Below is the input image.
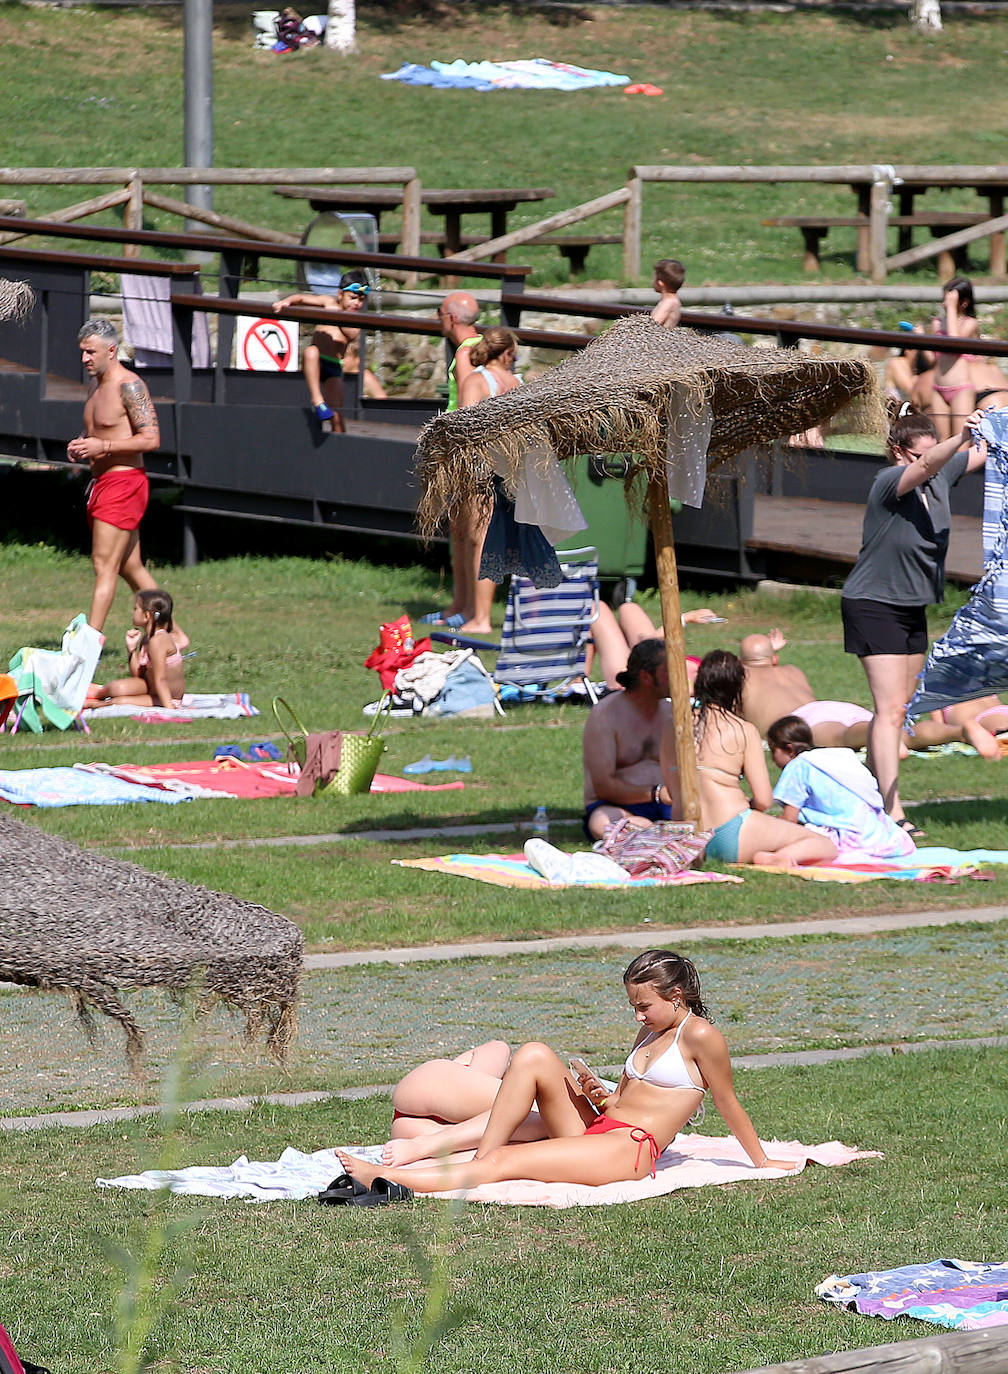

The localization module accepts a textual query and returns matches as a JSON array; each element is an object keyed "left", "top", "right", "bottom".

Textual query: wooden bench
[
  {"left": 375, "top": 229, "right": 620, "bottom": 272},
  {"left": 763, "top": 211, "right": 993, "bottom": 274}
]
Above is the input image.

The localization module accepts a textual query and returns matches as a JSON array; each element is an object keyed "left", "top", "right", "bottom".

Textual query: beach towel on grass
[
  {"left": 0, "top": 760, "right": 467, "bottom": 807},
  {"left": 816, "top": 1259, "right": 1008, "bottom": 1330},
  {"left": 97, "top": 1134, "right": 878, "bottom": 1207},
  {"left": 101, "top": 761, "right": 462, "bottom": 800},
  {"left": 0, "top": 766, "right": 193, "bottom": 808},
  {"left": 82, "top": 692, "right": 258, "bottom": 721},
  {"left": 745, "top": 845, "right": 1008, "bottom": 884},
  {"left": 381, "top": 58, "right": 631, "bottom": 92},
  {"left": 395, "top": 851, "right": 743, "bottom": 889}
]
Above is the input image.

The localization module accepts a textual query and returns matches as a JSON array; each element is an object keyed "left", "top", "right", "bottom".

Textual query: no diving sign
[{"left": 235, "top": 316, "right": 296, "bottom": 371}]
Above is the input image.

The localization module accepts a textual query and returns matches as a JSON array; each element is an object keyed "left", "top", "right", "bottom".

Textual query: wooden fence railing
[
  {"left": 623, "top": 163, "right": 1008, "bottom": 283},
  {"left": 0, "top": 167, "right": 422, "bottom": 258},
  {"left": 6, "top": 164, "right": 1008, "bottom": 285}
]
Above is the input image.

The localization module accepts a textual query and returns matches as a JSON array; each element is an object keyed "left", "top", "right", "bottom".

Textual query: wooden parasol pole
[{"left": 648, "top": 473, "right": 701, "bottom": 827}]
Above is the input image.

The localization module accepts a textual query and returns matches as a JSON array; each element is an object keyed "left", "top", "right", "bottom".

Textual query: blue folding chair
[{"left": 432, "top": 547, "right": 601, "bottom": 704}]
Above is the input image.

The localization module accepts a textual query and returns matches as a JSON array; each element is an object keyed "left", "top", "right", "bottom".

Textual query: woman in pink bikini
[
  {"left": 929, "top": 277, "right": 979, "bottom": 440},
  {"left": 337, "top": 950, "right": 796, "bottom": 1196}
]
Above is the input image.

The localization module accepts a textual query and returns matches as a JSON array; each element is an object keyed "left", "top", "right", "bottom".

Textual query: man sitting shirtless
[
  {"left": 740, "top": 631, "right": 1001, "bottom": 758},
  {"left": 740, "top": 631, "right": 873, "bottom": 747},
  {"left": 582, "top": 639, "right": 681, "bottom": 838}
]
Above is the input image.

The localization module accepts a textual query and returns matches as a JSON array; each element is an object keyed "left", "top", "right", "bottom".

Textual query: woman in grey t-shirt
[{"left": 841, "top": 407, "right": 986, "bottom": 836}]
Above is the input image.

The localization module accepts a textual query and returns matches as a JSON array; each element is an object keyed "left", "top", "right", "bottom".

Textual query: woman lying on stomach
[{"left": 336, "top": 950, "right": 797, "bottom": 1195}]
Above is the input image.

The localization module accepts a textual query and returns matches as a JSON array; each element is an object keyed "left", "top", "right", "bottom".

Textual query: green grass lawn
[
  {"left": 4, "top": 544, "right": 1006, "bottom": 953},
  {"left": 4, "top": 3, "right": 1008, "bottom": 297},
  {"left": 3, "top": 1047, "right": 1006, "bottom": 1374},
  {"left": 4, "top": 6, "right": 1008, "bottom": 1366}
]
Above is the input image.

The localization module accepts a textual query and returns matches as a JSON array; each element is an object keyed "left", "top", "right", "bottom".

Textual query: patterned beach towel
[{"left": 817, "top": 1258, "right": 1008, "bottom": 1330}]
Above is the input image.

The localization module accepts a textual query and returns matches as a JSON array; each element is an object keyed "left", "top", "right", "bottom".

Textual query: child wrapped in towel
[{"left": 766, "top": 715, "right": 916, "bottom": 863}]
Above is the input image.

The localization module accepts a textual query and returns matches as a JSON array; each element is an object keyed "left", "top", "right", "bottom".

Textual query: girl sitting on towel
[
  {"left": 767, "top": 715, "right": 916, "bottom": 862},
  {"left": 337, "top": 950, "right": 797, "bottom": 1195},
  {"left": 87, "top": 588, "right": 185, "bottom": 709}
]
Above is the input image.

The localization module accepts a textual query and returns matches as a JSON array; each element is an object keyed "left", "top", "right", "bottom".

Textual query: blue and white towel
[{"left": 381, "top": 58, "right": 630, "bottom": 91}]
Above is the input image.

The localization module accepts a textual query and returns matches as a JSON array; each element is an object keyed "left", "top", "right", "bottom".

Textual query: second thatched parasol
[{"left": 416, "top": 314, "right": 885, "bottom": 826}]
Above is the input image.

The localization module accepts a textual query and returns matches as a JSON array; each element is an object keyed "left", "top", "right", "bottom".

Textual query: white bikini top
[
  {"left": 473, "top": 366, "right": 523, "bottom": 399},
  {"left": 624, "top": 1011, "right": 705, "bottom": 1092}
]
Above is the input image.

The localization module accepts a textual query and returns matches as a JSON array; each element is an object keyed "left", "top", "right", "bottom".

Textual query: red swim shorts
[{"left": 86, "top": 467, "right": 149, "bottom": 532}]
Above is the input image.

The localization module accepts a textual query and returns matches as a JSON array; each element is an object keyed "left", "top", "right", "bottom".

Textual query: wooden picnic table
[
  {"left": 275, "top": 184, "right": 555, "bottom": 258},
  {"left": 766, "top": 167, "right": 1008, "bottom": 277}
]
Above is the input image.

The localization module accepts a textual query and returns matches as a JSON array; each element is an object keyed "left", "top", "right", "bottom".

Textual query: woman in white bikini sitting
[
  {"left": 336, "top": 950, "right": 796, "bottom": 1196},
  {"left": 689, "top": 650, "right": 838, "bottom": 868}
]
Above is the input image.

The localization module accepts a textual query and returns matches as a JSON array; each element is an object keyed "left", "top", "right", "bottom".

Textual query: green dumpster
[{"left": 556, "top": 453, "right": 649, "bottom": 583}]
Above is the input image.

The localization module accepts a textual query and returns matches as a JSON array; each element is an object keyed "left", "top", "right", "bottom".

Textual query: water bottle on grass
[{"left": 531, "top": 805, "right": 549, "bottom": 838}]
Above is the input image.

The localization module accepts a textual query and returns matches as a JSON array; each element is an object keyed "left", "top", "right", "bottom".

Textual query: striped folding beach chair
[{"left": 493, "top": 547, "right": 600, "bottom": 704}]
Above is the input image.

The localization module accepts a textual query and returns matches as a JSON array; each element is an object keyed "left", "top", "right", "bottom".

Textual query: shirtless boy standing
[
  {"left": 582, "top": 638, "right": 680, "bottom": 838},
  {"left": 67, "top": 319, "right": 161, "bottom": 635},
  {"left": 274, "top": 272, "right": 368, "bottom": 431},
  {"left": 650, "top": 258, "right": 685, "bottom": 329}
]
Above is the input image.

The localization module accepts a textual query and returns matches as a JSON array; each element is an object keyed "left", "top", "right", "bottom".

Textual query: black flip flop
[
  {"left": 897, "top": 817, "right": 927, "bottom": 841},
  {"left": 317, "top": 1172, "right": 373, "bottom": 1205},
  {"left": 347, "top": 1175, "right": 415, "bottom": 1207}
]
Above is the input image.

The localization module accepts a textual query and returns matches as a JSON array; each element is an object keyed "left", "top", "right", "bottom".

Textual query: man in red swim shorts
[{"left": 67, "top": 319, "right": 161, "bottom": 634}]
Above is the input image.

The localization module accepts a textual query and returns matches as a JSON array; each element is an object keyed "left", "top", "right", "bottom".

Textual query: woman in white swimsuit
[
  {"left": 691, "top": 651, "right": 838, "bottom": 868},
  {"left": 451, "top": 327, "right": 523, "bottom": 635},
  {"left": 336, "top": 950, "right": 796, "bottom": 1196}
]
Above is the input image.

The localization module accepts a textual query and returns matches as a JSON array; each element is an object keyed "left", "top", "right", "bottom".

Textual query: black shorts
[{"left": 841, "top": 597, "right": 928, "bottom": 658}]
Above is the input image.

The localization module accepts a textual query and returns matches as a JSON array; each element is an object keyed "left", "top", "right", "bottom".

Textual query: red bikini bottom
[{"left": 584, "top": 1115, "right": 660, "bottom": 1177}]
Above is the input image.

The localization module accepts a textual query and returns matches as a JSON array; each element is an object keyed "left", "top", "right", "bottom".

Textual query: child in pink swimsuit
[{"left": 86, "top": 587, "right": 185, "bottom": 709}]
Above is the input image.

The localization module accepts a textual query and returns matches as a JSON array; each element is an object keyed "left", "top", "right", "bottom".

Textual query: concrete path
[
  {"left": 303, "top": 904, "right": 1008, "bottom": 969},
  {"left": 6, "top": 1034, "right": 1006, "bottom": 1133}
]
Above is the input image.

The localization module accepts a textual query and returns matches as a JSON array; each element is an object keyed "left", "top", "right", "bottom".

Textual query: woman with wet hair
[
  {"left": 681, "top": 650, "right": 838, "bottom": 867},
  {"left": 336, "top": 950, "right": 796, "bottom": 1196}
]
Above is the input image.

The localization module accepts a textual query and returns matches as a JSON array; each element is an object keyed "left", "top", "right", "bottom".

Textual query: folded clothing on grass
[
  {"left": 817, "top": 1258, "right": 1008, "bottom": 1330},
  {"left": 82, "top": 692, "right": 258, "bottom": 721},
  {"left": 98, "top": 1134, "right": 879, "bottom": 1207},
  {"left": 396, "top": 851, "right": 742, "bottom": 888}
]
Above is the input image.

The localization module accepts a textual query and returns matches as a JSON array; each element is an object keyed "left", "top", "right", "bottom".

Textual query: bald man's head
[
  {"left": 439, "top": 291, "right": 480, "bottom": 334},
  {"left": 739, "top": 633, "right": 775, "bottom": 667}
]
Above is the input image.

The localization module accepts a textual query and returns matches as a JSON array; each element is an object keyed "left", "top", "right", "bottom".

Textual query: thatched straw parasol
[
  {"left": 0, "top": 814, "right": 303, "bottom": 1073},
  {"left": 416, "top": 315, "right": 884, "bottom": 823},
  {"left": 0, "top": 277, "right": 35, "bottom": 322}
]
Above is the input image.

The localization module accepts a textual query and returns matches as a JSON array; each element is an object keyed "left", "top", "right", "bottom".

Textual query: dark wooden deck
[{"left": 748, "top": 495, "right": 982, "bottom": 587}]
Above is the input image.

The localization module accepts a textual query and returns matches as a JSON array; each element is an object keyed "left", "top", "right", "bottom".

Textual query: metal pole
[{"left": 183, "top": 0, "right": 213, "bottom": 235}]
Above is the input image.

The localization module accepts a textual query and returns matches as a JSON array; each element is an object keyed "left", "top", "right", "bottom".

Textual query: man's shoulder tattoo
[{"left": 121, "top": 378, "right": 157, "bottom": 432}]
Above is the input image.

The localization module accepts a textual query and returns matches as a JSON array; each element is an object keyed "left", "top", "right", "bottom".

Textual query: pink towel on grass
[{"left": 345, "top": 1134, "right": 882, "bottom": 1209}]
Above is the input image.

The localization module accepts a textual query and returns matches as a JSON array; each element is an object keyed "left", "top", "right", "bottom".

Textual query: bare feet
[
  {"left": 335, "top": 1150, "right": 382, "bottom": 1189},
  {"left": 458, "top": 618, "right": 493, "bottom": 636},
  {"left": 382, "top": 1136, "right": 438, "bottom": 1167},
  {"left": 760, "top": 1157, "right": 799, "bottom": 1171},
  {"left": 963, "top": 719, "right": 1002, "bottom": 761}
]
